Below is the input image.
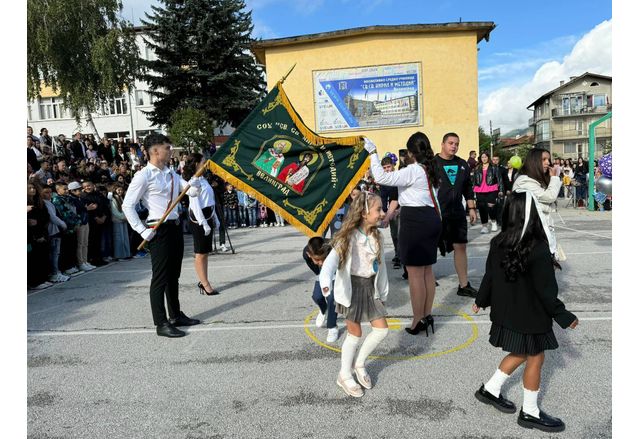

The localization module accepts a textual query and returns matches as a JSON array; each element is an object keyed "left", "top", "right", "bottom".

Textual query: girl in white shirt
[
  {"left": 366, "top": 132, "right": 441, "bottom": 337},
  {"left": 182, "top": 153, "right": 220, "bottom": 296},
  {"left": 319, "top": 192, "right": 388, "bottom": 398}
]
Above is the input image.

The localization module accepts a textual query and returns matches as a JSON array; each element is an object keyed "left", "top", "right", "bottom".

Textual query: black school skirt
[
  {"left": 489, "top": 324, "right": 559, "bottom": 355},
  {"left": 398, "top": 206, "right": 442, "bottom": 266},
  {"left": 189, "top": 206, "right": 214, "bottom": 254}
]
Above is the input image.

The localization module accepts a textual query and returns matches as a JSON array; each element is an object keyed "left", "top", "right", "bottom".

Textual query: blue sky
[{"left": 121, "top": 0, "right": 612, "bottom": 133}]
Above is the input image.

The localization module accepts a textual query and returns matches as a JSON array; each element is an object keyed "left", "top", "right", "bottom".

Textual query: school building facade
[{"left": 251, "top": 22, "right": 496, "bottom": 159}]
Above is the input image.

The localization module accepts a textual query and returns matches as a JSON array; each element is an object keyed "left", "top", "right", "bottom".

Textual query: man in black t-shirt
[{"left": 435, "top": 132, "right": 478, "bottom": 297}]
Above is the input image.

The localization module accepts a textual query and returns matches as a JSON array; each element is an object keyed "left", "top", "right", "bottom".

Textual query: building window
[
  {"left": 564, "top": 142, "right": 577, "bottom": 154},
  {"left": 593, "top": 94, "right": 607, "bottom": 107},
  {"left": 135, "top": 90, "right": 146, "bottom": 106},
  {"left": 100, "top": 96, "right": 128, "bottom": 115},
  {"left": 576, "top": 120, "right": 584, "bottom": 135},
  {"left": 536, "top": 120, "right": 549, "bottom": 141},
  {"left": 38, "top": 98, "right": 66, "bottom": 120},
  {"left": 590, "top": 82, "right": 600, "bottom": 87}
]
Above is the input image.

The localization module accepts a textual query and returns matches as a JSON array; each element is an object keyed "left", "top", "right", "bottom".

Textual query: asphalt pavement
[{"left": 27, "top": 204, "right": 612, "bottom": 438}]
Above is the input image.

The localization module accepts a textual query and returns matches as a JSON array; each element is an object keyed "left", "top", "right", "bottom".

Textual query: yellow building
[{"left": 252, "top": 22, "right": 495, "bottom": 159}]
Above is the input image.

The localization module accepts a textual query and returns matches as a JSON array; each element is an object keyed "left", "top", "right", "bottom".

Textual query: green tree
[
  {"left": 478, "top": 126, "right": 492, "bottom": 152},
  {"left": 142, "top": 0, "right": 266, "bottom": 129},
  {"left": 27, "top": 0, "right": 142, "bottom": 137},
  {"left": 167, "top": 107, "right": 213, "bottom": 153}
]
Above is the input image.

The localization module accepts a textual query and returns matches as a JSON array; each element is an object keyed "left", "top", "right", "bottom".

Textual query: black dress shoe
[
  {"left": 156, "top": 323, "right": 186, "bottom": 338},
  {"left": 474, "top": 384, "right": 516, "bottom": 414},
  {"left": 517, "top": 408, "right": 565, "bottom": 432},
  {"left": 169, "top": 311, "right": 201, "bottom": 327},
  {"left": 457, "top": 282, "right": 478, "bottom": 298}
]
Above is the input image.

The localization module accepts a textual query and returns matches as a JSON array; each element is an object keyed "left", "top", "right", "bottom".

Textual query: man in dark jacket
[
  {"left": 81, "top": 181, "right": 109, "bottom": 266},
  {"left": 70, "top": 132, "right": 86, "bottom": 162},
  {"left": 435, "top": 132, "right": 478, "bottom": 298},
  {"left": 492, "top": 154, "right": 510, "bottom": 226}
]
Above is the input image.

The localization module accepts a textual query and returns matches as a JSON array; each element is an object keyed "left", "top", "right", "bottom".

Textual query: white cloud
[{"left": 479, "top": 19, "right": 611, "bottom": 133}]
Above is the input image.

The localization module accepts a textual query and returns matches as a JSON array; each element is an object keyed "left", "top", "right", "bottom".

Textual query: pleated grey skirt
[
  {"left": 489, "top": 323, "right": 559, "bottom": 355},
  {"left": 336, "top": 275, "right": 387, "bottom": 323}
]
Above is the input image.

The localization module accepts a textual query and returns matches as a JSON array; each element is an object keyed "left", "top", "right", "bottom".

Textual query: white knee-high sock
[
  {"left": 340, "top": 333, "right": 361, "bottom": 378},
  {"left": 522, "top": 386, "right": 540, "bottom": 418},
  {"left": 354, "top": 327, "right": 389, "bottom": 368},
  {"left": 484, "top": 368, "right": 510, "bottom": 398}
]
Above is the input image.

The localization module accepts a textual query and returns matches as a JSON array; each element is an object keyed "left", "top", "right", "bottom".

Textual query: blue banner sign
[{"left": 313, "top": 63, "right": 422, "bottom": 132}]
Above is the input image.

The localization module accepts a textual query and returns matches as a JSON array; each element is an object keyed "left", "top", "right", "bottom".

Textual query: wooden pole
[{"left": 137, "top": 161, "right": 209, "bottom": 250}]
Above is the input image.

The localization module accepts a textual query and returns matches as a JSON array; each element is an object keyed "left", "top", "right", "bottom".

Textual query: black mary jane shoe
[
  {"left": 169, "top": 311, "right": 201, "bottom": 327},
  {"left": 517, "top": 408, "right": 565, "bottom": 433},
  {"left": 474, "top": 384, "right": 516, "bottom": 414},
  {"left": 156, "top": 322, "right": 186, "bottom": 338}
]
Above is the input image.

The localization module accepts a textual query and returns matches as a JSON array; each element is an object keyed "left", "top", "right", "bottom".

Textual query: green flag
[{"left": 208, "top": 82, "right": 369, "bottom": 237}]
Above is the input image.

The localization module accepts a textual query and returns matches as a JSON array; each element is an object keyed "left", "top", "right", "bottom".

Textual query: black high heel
[
  {"left": 405, "top": 320, "right": 426, "bottom": 335},
  {"left": 198, "top": 282, "right": 220, "bottom": 296},
  {"left": 421, "top": 315, "right": 435, "bottom": 336}
]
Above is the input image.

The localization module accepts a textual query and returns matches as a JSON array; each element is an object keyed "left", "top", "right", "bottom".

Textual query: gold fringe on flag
[{"left": 207, "top": 156, "right": 370, "bottom": 238}]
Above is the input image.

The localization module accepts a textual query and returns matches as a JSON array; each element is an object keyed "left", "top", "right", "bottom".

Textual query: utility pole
[{"left": 489, "top": 120, "right": 493, "bottom": 157}]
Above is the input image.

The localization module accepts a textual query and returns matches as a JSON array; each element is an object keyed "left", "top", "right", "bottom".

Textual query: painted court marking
[
  {"left": 26, "top": 316, "right": 610, "bottom": 338},
  {"left": 304, "top": 304, "right": 480, "bottom": 361}
]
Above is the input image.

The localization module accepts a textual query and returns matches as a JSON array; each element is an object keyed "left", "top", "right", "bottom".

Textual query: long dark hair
[
  {"left": 181, "top": 152, "right": 203, "bottom": 181},
  {"left": 519, "top": 148, "right": 551, "bottom": 188},
  {"left": 492, "top": 192, "right": 559, "bottom": 281},
  {"left": 406, "top": 132, "right": 439, "bottom": 188}
]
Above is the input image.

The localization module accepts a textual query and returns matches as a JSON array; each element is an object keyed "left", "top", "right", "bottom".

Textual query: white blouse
[
  {"left": 350, "top": 230, "right": 379, "bottom": 278},
  {"left": 369, "top": 153, "right": 438, "bottom": 207},
  {"left": 188, "top": 176, "right": 216, "bottom": 226}
]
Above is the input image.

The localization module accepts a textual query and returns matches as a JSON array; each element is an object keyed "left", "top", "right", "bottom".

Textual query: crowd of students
[{"left": 26, "top": 126, "right": 291, "bottom": 290}]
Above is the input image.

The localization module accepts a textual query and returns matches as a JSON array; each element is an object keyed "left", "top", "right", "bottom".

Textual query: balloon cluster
[
  {"left": 598, "top": 153, "right": 612, "bottom": 178},
  {"left": 595, "top": 153, "right": 612, "bottom": 196},
  {"left": 508, "top": 155, "right": 523, "bottom": 170},
  {"left": 383, "top": 152, "right": 398, "bottom": 165}
]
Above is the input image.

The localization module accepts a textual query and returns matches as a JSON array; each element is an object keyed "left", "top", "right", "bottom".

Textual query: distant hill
[{"left": 502, "top": 127, "right": 533, "bottom": 138}]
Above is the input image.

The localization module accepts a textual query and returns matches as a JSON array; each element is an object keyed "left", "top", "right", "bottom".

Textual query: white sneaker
[
  {"left": 326, "top": 327, "right": 339, "bottom": 343},
  {"left": 220, "top": 244, "right": 230, "bottom": 252},
  {"left": 32, "top": 282, "right": 53, "bottom": 290},
  {"left": 315, "top": 311, "right": 327, "bottom": 328},
  {"left": 49, "top": 273, "right": 69, "bottom": 283},
  {"left": 490, "top": 221, "right": 497, "bottom": 232},
  {"left": 480, "top": 226, "right": 489, "bottom": 234},
  {"left": 87, "top": 262, "right": 97, "bottom": 269},
  {"left": 64, "top": 267, "right": 80, "bottom": 275},
  {"left": 79, "top": 263, "right": 95, "bottom": 271}
]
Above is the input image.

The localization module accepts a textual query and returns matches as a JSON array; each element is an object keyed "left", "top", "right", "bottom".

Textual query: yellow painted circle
[{"left": 303, "top": 304, "right": 479, "bottom": 361}]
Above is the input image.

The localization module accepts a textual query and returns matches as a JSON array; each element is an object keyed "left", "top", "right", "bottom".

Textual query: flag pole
[{"left": 279, "top": 63, "right": 297, "bottom": 84}]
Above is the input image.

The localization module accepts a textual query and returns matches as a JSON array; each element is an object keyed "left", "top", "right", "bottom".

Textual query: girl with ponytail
[{"left": 364, "top": 133, "right": 442, "bottom": 336}]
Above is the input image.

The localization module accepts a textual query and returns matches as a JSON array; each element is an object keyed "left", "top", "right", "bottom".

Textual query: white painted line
[
  {"left": 554, "top": 225, "right": 612, "bottom": 239},
  {"left": 26, "top": 316, "right": 611, "bottom": 337}
]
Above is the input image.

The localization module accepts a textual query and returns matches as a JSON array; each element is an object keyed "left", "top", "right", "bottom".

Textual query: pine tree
[{"left": 142, "top": 0, "right": 266, "bottom": 129}]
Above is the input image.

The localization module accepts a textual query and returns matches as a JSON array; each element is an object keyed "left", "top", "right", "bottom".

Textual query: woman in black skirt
[
  {"left": 472, "top": 192, "right": 578, "bottom": 433},
  {"left": 366, "top": 132, "right": 441, "bottom": 335},
  {"left": 182, "top": 153, "right": 220, "bottom": 296}
]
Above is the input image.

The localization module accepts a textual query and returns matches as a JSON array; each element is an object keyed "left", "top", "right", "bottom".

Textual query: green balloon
[{"left": 509, "top": 155, "right": 523, "bottom": 169}]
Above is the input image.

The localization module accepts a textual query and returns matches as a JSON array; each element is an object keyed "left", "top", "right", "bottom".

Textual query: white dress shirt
[
  {"left": 369, "top": 153, "right": 439, "bottom": 207},
  {"left": 122, "top": 162, "right": 189, "bottom": 235},
  {"left": 188, "top": 176, "right": 216, "bottom": 226}
]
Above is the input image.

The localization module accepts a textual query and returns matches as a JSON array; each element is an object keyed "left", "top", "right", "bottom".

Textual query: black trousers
[
  {"left": 147, "top": 221, "right": 184, "bottom": 325},
  {"left": 88, "top": 222, "right": 104, "bottom": 263},
  {"left": 59, "top": 232, "right": 77, "bottom": 271}
]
